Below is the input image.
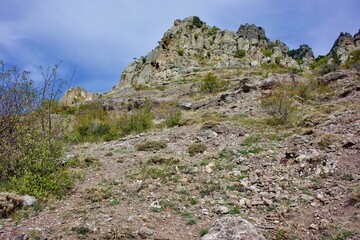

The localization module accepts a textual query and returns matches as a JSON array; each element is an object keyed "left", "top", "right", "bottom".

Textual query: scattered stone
[
  {"left": 309, "top": 223, "right": 319, "bottom": 230},
  {"left": 138, "top": 227, "right": 154, "bottom": 239},
  {"left": 300, "top": 194, "right": 314, "bottom": 202},
  {"left": 214, "top": 206, "right": 230, "bottom": 214},
  {"left": 22, "top": 195, "right": 37, "bottom": 207},
  {"left": 206, "top": 163, "right": 214, "bottom": 174},
  {"left": 263, "top": 198, "right": 273, "bottom": 206},
  {"left": 202, "top": 216, "right": 266, "bottom": 240},
  {"left": 149, "top": 201, "right": 161, "bottom": 210}
]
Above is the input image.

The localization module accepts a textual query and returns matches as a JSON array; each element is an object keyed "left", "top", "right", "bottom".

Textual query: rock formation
[
  {"left": 59, "top": 86, "right": 101, "bottom": 106},
  {"left": 118, "top": 16, "right": 309, "bottom": 91},
  {"left": 329, "top": 30, "right": 360, "bottom": 63},
  {"left": 202, "top": 217, "right": 266, "bottom": 240}
]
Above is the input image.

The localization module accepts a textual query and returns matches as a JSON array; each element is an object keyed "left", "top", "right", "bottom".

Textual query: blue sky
[{"left": 0, "top": 0, "right": 359, "bottom": 93}]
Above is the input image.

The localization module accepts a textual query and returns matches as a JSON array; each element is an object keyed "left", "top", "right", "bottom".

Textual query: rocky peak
[
  {"left": 288, "top": 44, "right": 315, "bottom": 64},
  {"left": 117, "top": 17, "right": 310, "bottom": 91},
  {"left": 237, "top": 24, "right": 268, "bottom": 44},
  {"left": 329, "top": 31, "right": 360, "bottom": 63}
]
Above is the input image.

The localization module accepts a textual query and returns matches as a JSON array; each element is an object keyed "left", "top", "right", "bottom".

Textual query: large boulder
[{"left": 202, "top": 217, "right": 266, "bottom": 240}]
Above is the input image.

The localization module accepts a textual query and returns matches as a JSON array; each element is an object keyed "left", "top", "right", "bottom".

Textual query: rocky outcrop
[
  {"left": 117, "top": 17, "right": 303, "bottom": 91},
  {"left": 288, "top": 44, "right": 315, "bottom": 64},
  {"left": 329, "top": 30, "right": 360, "bottom": 63},
  {"left": 202, "top": 217, "right": 266, "bottom": 240},
  {"left": 59, "top": 86, "right": 101, "bottom": 106}
]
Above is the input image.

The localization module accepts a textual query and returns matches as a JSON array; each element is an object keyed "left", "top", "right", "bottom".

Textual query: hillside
[{"left": 1, "top": 17, "right": 360, "bottom": 240}]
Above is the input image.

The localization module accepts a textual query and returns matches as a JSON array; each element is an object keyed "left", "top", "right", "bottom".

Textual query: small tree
[{"left": 261, "top": 86, "right": 297, "bottom": 124}]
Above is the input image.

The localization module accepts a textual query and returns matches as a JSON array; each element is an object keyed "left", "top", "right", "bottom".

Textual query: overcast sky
[{"left": 0, "top": 0, "right": 359, "bottom": 93}]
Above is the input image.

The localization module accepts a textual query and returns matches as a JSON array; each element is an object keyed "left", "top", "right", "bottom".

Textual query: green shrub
[
  {"left": 118, "top": 107, "right": 154, "bottom": 135},
  {"left": 200, "top": 73, "right": 226, "bottom": 93},
  {"left": 235, "top": 49, "right": 246, "bottom": 58},
  {"left": 311, "top": 55, "right": 337, "bottom": 74},
  {"left": 261, "top": 86, "right": 297, "bottom": 124},
  {"left": 275, "top": 57, "right": 281, "bottom": 65},
  {"left": 188, "top": 143, "right": 207, "bottom": 156},
  {"left": 177, "top": 49, "right": 185, "bottom": 56},
  {"left": 262, "top": 48, "right": 273, "bottom": 57},
  {"left": 165, "top": 109, "right": 182, "bottom": 127},
  {"left": 135, "top": 140, "right": 167, "bottom": 151},
  {"left": 192, "top": 16, "right": 203, "bottom": 28},
  {"left": 207, "top": 26, "right": 220, "bottom": 36},
  {"left": 344, "top": 49, "right": 360, "bottom": 68}
]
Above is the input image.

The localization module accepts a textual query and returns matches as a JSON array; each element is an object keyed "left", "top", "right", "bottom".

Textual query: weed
[
  {"left": 188, "top": 218, "right": 196, "bottom": 225},
  {"left": 188, "top": 142, "right": 207, "bottom": 156},
  {"left": 319, "top": 133, "right": 340, "bottom": 149},
  {"left": 72, "top": 226, "right": 90, "bottom": 236},
  {"left": 240, "top": 134, "right": 262, "bottom": 147},
  {"left": 136, "top": 140, "right": 167, "bottom": 151},
  {"left": 229, "top": 205, "right": 240, "bottom": 214},
  {"left": 342, "top": 173, "right": 354, "bottom": 181},
  {"left": 235, "top": 49, "right": 246, "bottom": 58},
  {"left": 200, "top": 228, "right": 209, "bottom": 237}
]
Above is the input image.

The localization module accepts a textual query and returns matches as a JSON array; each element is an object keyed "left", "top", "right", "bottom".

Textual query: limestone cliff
[{"left": 118, "top": 16, "right": 314, "bottom": 91}]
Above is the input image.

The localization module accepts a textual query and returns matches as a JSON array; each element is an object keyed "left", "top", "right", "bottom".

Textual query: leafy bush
[
  {"left": 262, "top": 48, "right": 273, "bottom": 57},
  {"left": 0, "top": 61, "right": 73, "bottom": 198},
  {"left": 188, "top": 143, "right": 207, "bottom": 156},
  {"left": 235, "top": 49, "right": 246, "bottom": 58},
  {"left": 200, "top": 73, "right": 226, "bottom": 93},
  {"left": 192, "top": 16, "right": 203, "bottom": 28}
]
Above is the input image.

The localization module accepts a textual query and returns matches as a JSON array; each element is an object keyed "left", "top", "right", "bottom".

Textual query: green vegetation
[
  {"left": 311, "top": 55, "right": 336, "bottom": 74},
  {"left": 136, "top": 140, "right": 167, "bottom": 151},
  {"left": 262, "top": 48, "right": 273, "bottom": 57},
  {"left": 188, "top": 142, "right": 207, "bottom": 156},
  {"left": 261, "top": 86, "right": 297, "bottom": 124},
  {"left": 177, "top": 48, "right": 185, "bottom": 56},
  {"left": 207, "top": 26, "right": 220, "bottom": 36},
  {"left": 0, "top": 61, "right": 74, "bottom": 198},
  {"left": 235, "top": 49, "right": 246, "bottom": 58},
  {"left": 318, "top": 133, "right": 339, "bottom": 149},
  {"left": 344, "top": 49, "right": 360, "bottom": 68},
  {"left": 200, "top": 228, "right": 209, "bottom": 237},
  {"left": 165, "top": 109, "right": 182, "bottom": 127},
  {"left": 192, "top": 16, "right": 203, "bottom": 28},
  {"left": 200, "top": 73, "right": 227, "bottom": 93},
  {"left": 71, "top": 102, "right": 154, "bottom": 142}
]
